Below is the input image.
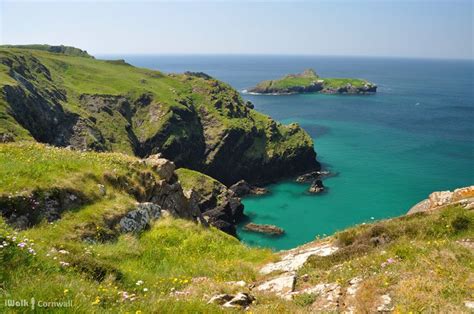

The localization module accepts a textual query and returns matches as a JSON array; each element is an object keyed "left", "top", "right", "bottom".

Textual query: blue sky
[{"left": 1, "top": 0, "right": 472, "bottom": 59}]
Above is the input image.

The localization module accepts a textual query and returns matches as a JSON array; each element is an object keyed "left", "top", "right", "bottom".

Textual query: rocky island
[{"left": 247, "top": 69, "right": 377, "bottom": 95}]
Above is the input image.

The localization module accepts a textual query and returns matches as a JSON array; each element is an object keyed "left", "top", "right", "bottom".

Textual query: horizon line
[{"left": 95, "top": 52, "right": 474, "bottom": 62}]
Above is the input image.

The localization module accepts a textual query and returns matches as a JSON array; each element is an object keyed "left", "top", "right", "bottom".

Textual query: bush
[{"left": 451, "top": 215, "right": 470, "bottom": 232}]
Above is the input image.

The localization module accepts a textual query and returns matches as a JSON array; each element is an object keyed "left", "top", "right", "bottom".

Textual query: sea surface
[{"left": 101, "top": 54, "right": 474, "bottom": 250}]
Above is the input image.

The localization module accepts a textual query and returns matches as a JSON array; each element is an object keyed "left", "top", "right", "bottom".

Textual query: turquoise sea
[{"left": 102, "top": 55, "right": 474, "bottom": 250}]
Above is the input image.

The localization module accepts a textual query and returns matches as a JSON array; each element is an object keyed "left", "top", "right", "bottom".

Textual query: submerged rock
[
  {"left": 309, "top": 180, "right": 325, "bottom": 194},
  {"left": 296, "top": 170, "right": 330, "bottom": 183},
  {"left": 243, "top": 223, "right": 284, "bottom": 235}
]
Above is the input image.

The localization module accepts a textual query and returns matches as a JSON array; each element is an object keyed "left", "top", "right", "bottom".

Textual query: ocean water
[{"left": 102, "top": 55, "right": 474, "bottom": 250}]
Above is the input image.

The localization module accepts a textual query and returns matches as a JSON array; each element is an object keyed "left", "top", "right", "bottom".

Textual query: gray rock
[
  {"left": 97, "top": 184, "right": 106, "bottom": 196},
  {"left": 207, "top": 294, "right": 234, "bottom": 305},
  {"left": 119, "top": 202, "right": 161, "bottom": 233},
  {"left": 256, "top": 273, "right": 296, "bottom": 296},
  {"left": 223, "top": 293, "right": 255, "bottom": 308},
  {"left": 296, "top": 170, "right": 330, "bottom": 183}
]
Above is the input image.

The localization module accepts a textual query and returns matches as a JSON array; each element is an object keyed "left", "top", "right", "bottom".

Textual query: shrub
[{"left": 451, "top": 215, "right": 470, "bottom": 232}]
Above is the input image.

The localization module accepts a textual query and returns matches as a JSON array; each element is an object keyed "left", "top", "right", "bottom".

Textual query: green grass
[
  {"left": 0, "top": 143, "right": 276, "bottom": 313},
  {"left": 0, "top": 142, "right": 149, "bottom": 195},
  {"left": 0, "top": 47, "right": 315, "bottom": 185},
  {"left": 0, "top": 143, "right": 471, "bottom": 312},
  {"left": 251, "top": 68, "right": 371, "bottom": 93},
  {"left": 299, "top": 205, "right": 474, "bottom": 312}
]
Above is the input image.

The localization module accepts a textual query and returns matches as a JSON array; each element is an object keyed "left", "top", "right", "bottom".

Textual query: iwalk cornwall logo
[{"left": 4, "top": 297, "right": 73, "bottom": 310}]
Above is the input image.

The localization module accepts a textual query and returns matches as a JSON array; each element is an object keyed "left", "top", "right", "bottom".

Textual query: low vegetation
[{"left": 299, "top": 205, "right": 474, "bottom": 312}]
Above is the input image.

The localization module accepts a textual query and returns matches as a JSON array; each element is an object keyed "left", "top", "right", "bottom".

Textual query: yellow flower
[
  {"left": 63, "top": 289, "right": 69, "bottom": 294},
  {"left": 91, "top": 296, "right": 101, "bottom": 305},
  {"left": 136, "top": 311, "right": 142, "bottom": 314}
]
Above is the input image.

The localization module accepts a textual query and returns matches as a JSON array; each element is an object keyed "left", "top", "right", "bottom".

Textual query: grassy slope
[
  {"left": 0, "top": 143, "right": 275, "bottom": 313},
  {"left": 0, "top": 143, "right": 472, "bottom": 312},
  {"left": 300, "top": 205, "right": 473, "bottom": 312},
  {"left": 0, "top": 48, "right": 314, "bottom": 170}
]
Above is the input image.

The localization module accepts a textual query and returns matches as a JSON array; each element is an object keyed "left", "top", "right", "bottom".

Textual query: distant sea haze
[{"left": 104, "top": 54, "right": 474, "bottom": 250}]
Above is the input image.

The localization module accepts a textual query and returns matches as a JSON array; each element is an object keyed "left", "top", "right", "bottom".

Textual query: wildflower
[
  {"left": 91, "top": 296, "right": 101, "bottom": 305},
  {"left": 143, "top": 288, "right": 148, "bottom": 292},
  {"left": 17, "top": 242, "right": 26, "bottom": 248},
  {"left": 136, "top": 311, "right": 142, "bottom": 314},
  {"left": 136, "top": 280, "right": 144, "bottom": 286},
  {"left": 64, "top": 289, "right": 69, "bottom": 294},
  {"left": 58, "top": 250, "right": 69, "bottom": 255},
  {"left": 59, "top": 261, "right": 70, "bottom": 267}
]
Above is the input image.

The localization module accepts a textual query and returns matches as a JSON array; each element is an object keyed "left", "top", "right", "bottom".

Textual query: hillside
[
  {"left": 0, "top": 46, "right": 318, "bottom": 185},
  {"left": 0, "top": 144, "right": 472, "bottom": 312},
  {"left": 248, "top": 69, "right": 377, "bottom": 95}
]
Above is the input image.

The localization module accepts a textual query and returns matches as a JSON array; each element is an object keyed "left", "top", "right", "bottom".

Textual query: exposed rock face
[
  {"left": 0, "top": 188, "right": 86, "bottom": 229},
  {"left": 119, "top": 202, "right": 161, "bottom": 233},
  {"left": 243, "top": 223, "right": 284, "bottom": 235},
  {"left": 229, "top": 180, "right": 268, "bottom": 197},
  {"left": 407, "top": 186, "right": 474, "bottom": 214},
  {"left": 145, "top": 154, "right": 176, "bottom": 182},
  {"left": 176, "top": 169, "right": 244, "bottom": 236},
  {"left": 0, "top": 49, "right": 319, "bottom": 186},
  {"left": 260, "top": 241, "right": 338, "bottom": 275},
  {"left": 256, "top": 273, "right": 296, "bottom": 296},
  {"left": 308, "top": 180, "right": 325, "bottom": 194}
]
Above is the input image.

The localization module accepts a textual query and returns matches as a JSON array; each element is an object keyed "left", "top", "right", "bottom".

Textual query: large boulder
[
  {"left": 145, "top": 155, "right": 176, "bottom": 182},
  {"left": 119, "top": 202, "right": 161, "bottom": 233}
]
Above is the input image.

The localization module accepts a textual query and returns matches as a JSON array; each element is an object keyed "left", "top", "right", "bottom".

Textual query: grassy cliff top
[
  {"left": 0, "top": 46, "right": 317, "bottom": 184},
  {"left": 0, "top": 44, "right": 93, "bottom": 58}
]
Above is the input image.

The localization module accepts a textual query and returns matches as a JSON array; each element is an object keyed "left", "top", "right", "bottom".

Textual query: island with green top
[{"left": 247, "top": 69, "right": 377, "bottom": 95}]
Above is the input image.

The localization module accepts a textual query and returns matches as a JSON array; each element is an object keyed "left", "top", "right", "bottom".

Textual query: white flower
[
  {"left": 136, "top": 280, "right": 144, "bottom": 286},
  {"left": 143, "top": 288, "right": 148, "bottom": 292},
  {"left": 59, "top": 261, "right": 70, "bottom": 267}
]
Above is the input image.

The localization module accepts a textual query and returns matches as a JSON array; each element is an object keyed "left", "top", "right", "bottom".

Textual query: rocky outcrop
[
  {"left": 0, "top": 188, "right": 86, "bottom": 229},
  {"left": 176, "top": 168, "right": 244, "bottom": 236},
  {"left": 296, "top": 170, "right": 331, "bottom": 183},
  {"left": 243, "top": 223, "right": 284, "bottom": 236},
  {"left": 119, "top": 202, "right": 162, "bottom": 233},
  {"left": 0, "top": 48, "right": 319, "bottom": 186},
  {"left": 407, "top": 186, "right": 474, "bottom": 214},
  {"left": 260, "top": 241, "right": 338, "bottom": 275},
  {"left": 208, "top": 292, "right": 255, "bottom": 309},
  {"left": 229, "top": 180, "right": 268, "bottom": 197},
  {"left": 308, "top": 179, "right": 325, "bottom": 194}
]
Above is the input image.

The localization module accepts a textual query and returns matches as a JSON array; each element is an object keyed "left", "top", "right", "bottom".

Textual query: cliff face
[{"left": 0, "top": 48, "right": 319, "bottom": 185}]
